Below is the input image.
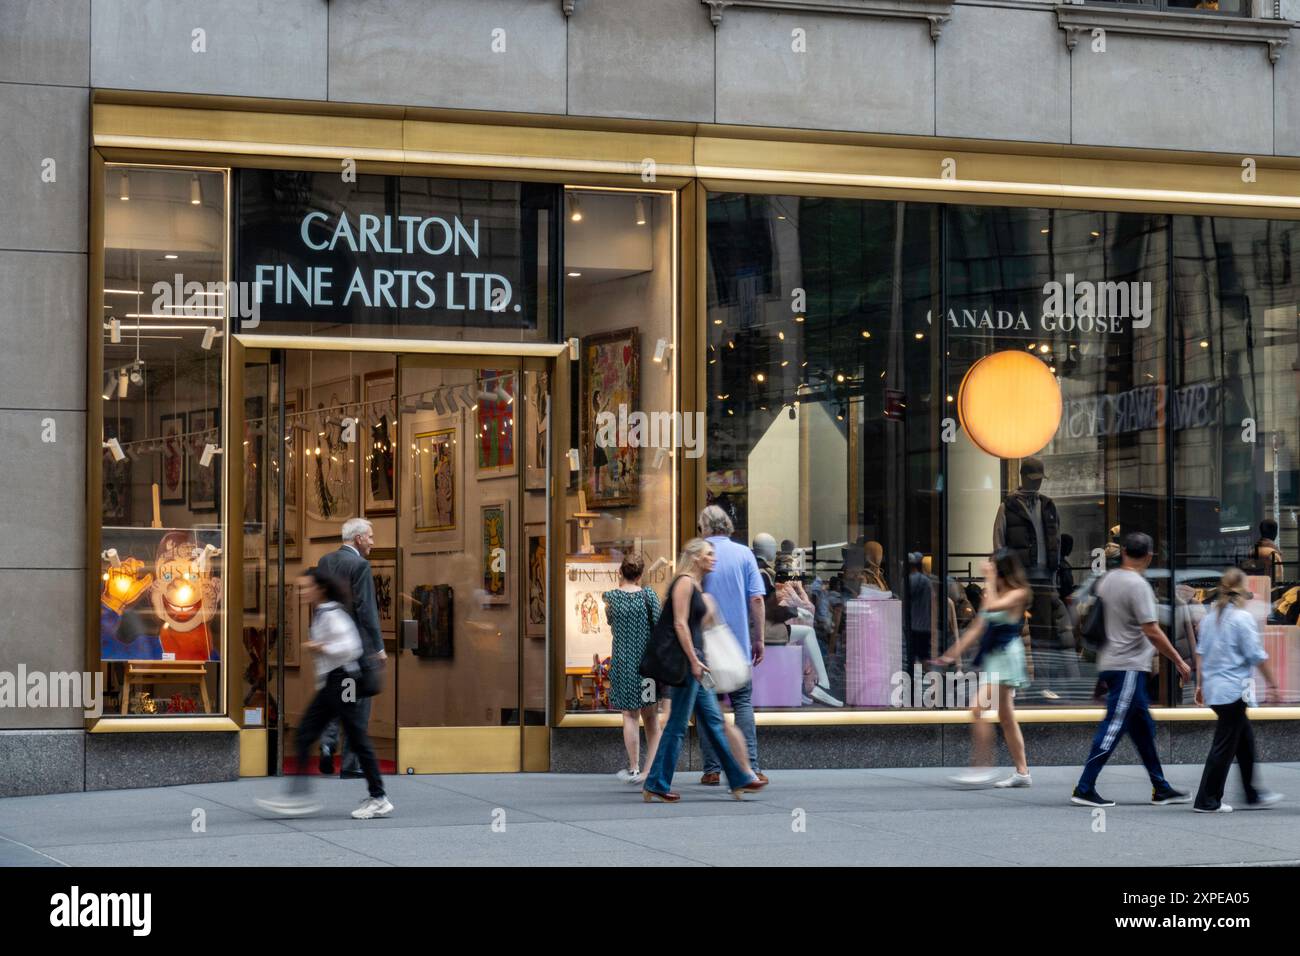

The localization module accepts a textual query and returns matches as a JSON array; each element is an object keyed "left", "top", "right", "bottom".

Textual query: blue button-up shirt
[
  {"left": 1196, "top": 605, "right": 1269, "bottom": 706},
  {"left": 703, "top": 535, "right": 765, "bottom": 657}
]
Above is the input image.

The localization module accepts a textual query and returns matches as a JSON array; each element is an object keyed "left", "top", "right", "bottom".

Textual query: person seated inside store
[{"left": 753, "top": 533, "right": 842, "bottom": 707}]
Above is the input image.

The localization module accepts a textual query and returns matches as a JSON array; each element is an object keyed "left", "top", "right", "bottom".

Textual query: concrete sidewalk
[{"left": 2, "top": 763, "right": 1299, "bottom": 867}]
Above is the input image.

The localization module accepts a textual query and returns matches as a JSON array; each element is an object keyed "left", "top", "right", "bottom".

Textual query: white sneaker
[
  {"left": 994, "top": 772, "right": 1032, "bottom": 788},
  {"left": 1244, "top": 792, "right": 1284, "bottom": 809},
  {"left": 255, "top": 796, "right": 322, "bottom": 817},
  {"left": 351, "top": 796, "right": 394, "bottom": 819},
  {"left": 949, "top": 768, "right": 1000, "bottom": 786},
  {"left": 810, "top": 685, "right": 844, "bottom": 707},
  {"left": 1193, "top": 803, "right": 1233, "bottom": 813},
  {"left": 801, "top": 694, "right": 815, "bottom": 706},
  {"left": 627, "top": 771, "right": 644, "bottom": 785},
  {"left": 614, "top": 768, "right": 636, "bottom": 782}
]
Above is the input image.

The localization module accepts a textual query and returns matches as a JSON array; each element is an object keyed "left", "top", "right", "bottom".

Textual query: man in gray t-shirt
[{"left": 1071, "top": 533, "right": 1192, "bottom": 809}]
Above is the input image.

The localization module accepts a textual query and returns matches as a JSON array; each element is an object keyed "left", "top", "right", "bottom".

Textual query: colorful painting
[
  {"left": 370, "top": 548, "right": 398, "bottom": 637},
  {"left": 99, "top": 528, "right": 223, "bottom": 662},
  {"left": 525, "top": 523, "right": 546, "bottom": 637},
  {"left": 188, "top": 407, "right": 219, "bottom": 513},
  {"left": 103, "top": 418, "right": 132, "bottom": 524},
  {"left": 563, "top": 559, "right": 622, "bottom": 668},
  {"left": 580, "top": 328, "right": 640, "bottom": 507},
  {"left": 408, "top": 415, "right": 463, "bottom": 553},
  {"left": 476, "top": 369, "right": 516, "bottom": 477},
  {"left": 363, "top": 370, "right": 396, "bottom": 516},
  {"left": 159, "top": 413, "right": 186, "bottom": 504},
  {"left": 525, "top": 370, "right": 549, "bottom": 491},
  {"left": 480, "top": 500, "right": 510, "bottom": 606},
  {"left": 305, "top": 375, "right": 357, "bottom": 538}
]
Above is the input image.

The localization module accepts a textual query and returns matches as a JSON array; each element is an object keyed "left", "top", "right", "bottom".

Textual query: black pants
[
  {"left": 294, "top": 668, "right": 385, "bottom": 799},
  {"left": 1194, "top": 699, "right": 1259, "bottom": 811}
]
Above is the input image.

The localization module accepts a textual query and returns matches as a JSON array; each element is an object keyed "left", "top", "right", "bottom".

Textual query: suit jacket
[{"left": 317, "top": 545, "right": 384, "bottom": 656}]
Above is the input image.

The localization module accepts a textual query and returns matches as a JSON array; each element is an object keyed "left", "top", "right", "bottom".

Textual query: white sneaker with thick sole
[
  {"left": 255, "top": 796, "right": 322, "bottom": 818},
  {"left": 614, "top": 768, "right": 636, "bottom": 782},
  {"left": 810, "top": 685, "right": 844, "bottom": 707},
  {"left": 994, "top": 772, "right": 1032, "bottom": 788},
  {"left": 1193, "top": 803, "right": 1233, "bottom": 813},
  {"left": 949, "top": 768, "right": 1000, "bottom": 786},
  {"left": 351, "top": 796, "right": 394, "bottom": 819}
]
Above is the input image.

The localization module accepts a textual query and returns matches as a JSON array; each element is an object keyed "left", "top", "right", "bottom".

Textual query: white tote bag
[{"left": 700, "top": 595, "right": 752, "bottom": 694}]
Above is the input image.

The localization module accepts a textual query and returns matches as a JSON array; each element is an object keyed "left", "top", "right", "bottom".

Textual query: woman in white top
[{"left": 256, "top": 567, "right": 393, "bottom": 820}]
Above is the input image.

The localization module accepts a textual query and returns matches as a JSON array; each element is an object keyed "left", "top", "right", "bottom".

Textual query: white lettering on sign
[{"left": 252, "top": 212, "right": 514, "bottom": 316}]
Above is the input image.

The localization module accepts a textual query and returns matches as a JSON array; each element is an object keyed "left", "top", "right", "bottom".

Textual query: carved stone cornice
[
  {"left": 702, "top": 0, "right": 954, "bottom": 41},
  {"left": 1056, "top": 4, "right": 1293, "bottom": 63}
]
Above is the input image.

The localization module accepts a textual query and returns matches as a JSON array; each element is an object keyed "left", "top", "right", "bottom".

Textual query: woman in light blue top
[{"left": 1192, "top": 567, "right": 1283, "bottom": 813}]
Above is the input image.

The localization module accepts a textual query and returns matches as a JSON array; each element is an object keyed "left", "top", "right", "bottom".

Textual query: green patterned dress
[{"left": 603, "top": 587, "right": 662, "bottom": 710}]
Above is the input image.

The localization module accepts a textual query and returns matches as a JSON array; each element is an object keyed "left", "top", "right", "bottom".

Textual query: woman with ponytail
[{"left": 1192, "top": 568, "right": 1284, "bottom": 812}]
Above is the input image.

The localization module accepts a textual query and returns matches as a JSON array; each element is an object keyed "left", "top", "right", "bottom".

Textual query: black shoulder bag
[{"left": 639, "top": 581, "right": 689, "bottom": 687}]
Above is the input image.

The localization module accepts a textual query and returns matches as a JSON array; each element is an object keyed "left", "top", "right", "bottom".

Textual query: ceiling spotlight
[
  {"left": 118, "top": 170, "right": 130, "bottom": 201},
  {"left": 567, "top": 193, "right": 583, "bottom": 223},
  {"left": 794, "top": 315, "right": 805, "bottom": 323},
  {"left": 129, "top": 362, "right": 144, "bottom": 385},
  {"left": 1200, "top": 340, "right": 1209, "bottom": 349},
  {"left": 861, "top": 330, "right": 871, "bottom": 339},
  {"left": 109, "top": 318, "right": 121, "bottom": 344},
  {"left": 164, "top": 254, "right": 178, "bottom": 260},
  {"left": 103, "top": 438, "right": 126, "bottom": 463},
  {"left": 117, "top": 370, "right": 129, "bottom": 399},
  {"left": 102, "top": 375, "right": 116, "bottom": 401},
  {"left": 755, "top": 373, "right": 765, "bottom": 383},
  {"left": 915, "top": 332, "right": 925, "bottom": 340},
  {"left": 835, "top": 373, "right": 845, "bottom": 384},
  {"left": 1040, "top": 227, "right": 1050, "bottom": 235},
  {"left": 635, "top": 197, "right": 647, "bottom": 226},
  {"left": 653, "top": 338, "right": 669, "bottom": 364},
  {"left": 1039, "top": 344, "right": 1050, "bottom": 354},
  {"left": 189, "top": 173, "right": 201, "bottom": 205},
  {"left": 567, "top": 271, "right": 582, "bottom": 278}
]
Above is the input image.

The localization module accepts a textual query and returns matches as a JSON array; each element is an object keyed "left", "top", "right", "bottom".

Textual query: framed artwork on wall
[
  {"left": 476, "top": 369, "right": 516, "bottom": 478},
  {"left": 159, "top": 412, "right": 186, "bottom": 504},
  {"left": 480, "top": 499, "right": 511, "bottom": 606},
  {"left": 369, "top": 548, "right": 398, "bottom": 637},
  {"left": 525, "top": 523, "right": 546, "bottom": 637},
  {"left": 525, "top": 370, "right": 549, "bottom": 491},
  {"left": 188, "top": 407, "right": 220, "bottom": 513},
  {"left": 362, "top": 369, "right": 397, "bottom": 517},
  {"left": 305, "top": 375, "right": 357, "bottom": 539},
  {"left": 580, "top": 328, "right": 640, "bottom": 508},
  {"left": 412, "top": 584, "right": 453, "bottom": 659},
  {"left": 103, "top": 418, "right": 132, "bottom": 524},
  {"left": 406, "top": 412, "right": 464, "bottom": 553},
  {"left": 243, "top": 563, "right": 260, "bottom": 615}
]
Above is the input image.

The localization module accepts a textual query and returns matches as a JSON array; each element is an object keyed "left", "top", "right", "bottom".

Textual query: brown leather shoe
[
  {"left": 756, "top": 772, "right": 769, "bottom": 784},
  {"left": 700, "top": 772, "right": 721, "bottom": 786},
  {"left": 642, "top": 789, "right": 681, "bottom": 803},
  {"left": 732, "top": 777, "right": 769, "bottom": 799}
]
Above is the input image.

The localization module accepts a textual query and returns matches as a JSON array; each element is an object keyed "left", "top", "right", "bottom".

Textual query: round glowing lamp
[{"left": 957, "top": 350, "right": 1061, "bottom": 459}]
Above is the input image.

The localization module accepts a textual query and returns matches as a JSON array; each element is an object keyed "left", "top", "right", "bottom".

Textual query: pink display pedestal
[
  {"left": 846, "top": 598, "right": 903, "bottom": 707},
  {"left": 751, "top": 645, "right": 803, "bottom": 708}
]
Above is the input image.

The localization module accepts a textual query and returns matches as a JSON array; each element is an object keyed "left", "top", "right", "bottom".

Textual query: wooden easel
[{"left": 120, "top": 660, "right": 211, "bottom": 714}]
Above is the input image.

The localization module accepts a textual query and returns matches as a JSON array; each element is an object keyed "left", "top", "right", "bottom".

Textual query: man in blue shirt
[{"left": 697, "top": 506, "right": 768, "bottom": 785}]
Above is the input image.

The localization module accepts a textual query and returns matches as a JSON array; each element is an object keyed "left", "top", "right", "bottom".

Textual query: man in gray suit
[{"left": 318, "top": 517, "right": 386, "bottom": 777}]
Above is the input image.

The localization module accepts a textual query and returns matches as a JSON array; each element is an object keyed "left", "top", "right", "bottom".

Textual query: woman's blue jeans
[{"left": 644, "top": 675, "right": 752, "bottom": 793}]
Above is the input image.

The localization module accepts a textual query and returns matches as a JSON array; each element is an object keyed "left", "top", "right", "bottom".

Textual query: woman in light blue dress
[{"left": 933, "top": 549, "right": 1033, "bottom": 788}]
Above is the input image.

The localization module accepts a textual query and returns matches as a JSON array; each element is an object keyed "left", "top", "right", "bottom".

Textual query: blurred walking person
[
  {"left": 604, "top": 552, "right": 664, "bottom": 784},
  {"left": 257, "top": 568, "right": 392, "bottom": 819},
  {"left": 1192, "top": 568, "right": 1284, "bottom": 813},
  {"left": 933, "top": 549, "right": 1033, "bottom": 788},
  {"left": 1071, "top": 533, "right": 1191, "bottom": 809},
  {"left": 642, "top": 539, "right": 766, "bottom": 802}
]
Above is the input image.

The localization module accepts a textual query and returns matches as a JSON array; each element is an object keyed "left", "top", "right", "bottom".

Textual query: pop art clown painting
[{"left": 100, "top": 530, "right": 223, "bottom": 661}]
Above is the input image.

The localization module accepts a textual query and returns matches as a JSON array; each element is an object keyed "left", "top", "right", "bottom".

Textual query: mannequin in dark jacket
[{"left": 318, "top": 518, "right": 386, "bottom": 776}]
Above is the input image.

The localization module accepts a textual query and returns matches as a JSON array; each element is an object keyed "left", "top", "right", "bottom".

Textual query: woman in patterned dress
[{"left": 603, "top": 553, "right": 665, "bottom": 784}]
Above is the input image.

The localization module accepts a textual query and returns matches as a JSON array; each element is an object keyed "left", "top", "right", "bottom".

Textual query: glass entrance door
[{"left": 239, "top": 347, "right": 550, "bottom": 775}]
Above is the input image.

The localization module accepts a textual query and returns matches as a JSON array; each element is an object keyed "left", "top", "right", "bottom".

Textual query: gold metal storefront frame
[{"left": 87, "top": 92, "right": 1300, "bottom": 737}]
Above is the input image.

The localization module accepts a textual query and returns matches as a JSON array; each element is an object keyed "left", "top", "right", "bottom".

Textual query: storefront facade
[{"left": 6, "top": 0, "right": 1300, "bottom": 794}]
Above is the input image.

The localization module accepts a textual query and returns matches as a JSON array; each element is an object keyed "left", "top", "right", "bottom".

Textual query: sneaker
[
  {"left": 1243, "top": 791, "right": 1284, "bottom": 809},
  {"left": 627, "top": 770, "right": 644, "bottom": 785},
  {"left": 949, "top": 768, "right": 1000, "bottom": 786},
  {"left": 318, "top": 750, "right": 333, "bottom": 776},
  {"left": 994, "top": 771, "right": 1032, "bottom": 789},
  {"left": 810, "top": 685, "right": 845, "bottom": 707},
  {"left": 1152, "top": 787, "right": 1192, "bottom": 806},
  {"left": 1194, "top": 803, "right": 1233, "bottom": 813},
  {"left": 351, "top": 796, "right": 394, "bottom": 820},
  {"left": 801, "top": 694, "right": 815, "bottom": 706},
  {"left": 255, "top": 795, "right": 323, "bottom": 817},
  {"left": 614, "top": 768, "right": 636, "bottom": 783},
  {"left": 1070, "top": 788, "right": 1115, "bottom": 808}
]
